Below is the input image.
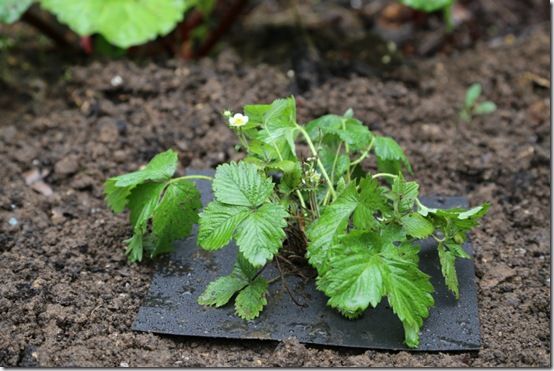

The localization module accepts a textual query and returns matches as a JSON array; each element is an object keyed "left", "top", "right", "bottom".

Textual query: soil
[{"left": 0, "top": 0, "right": 550, "bottom": 367}]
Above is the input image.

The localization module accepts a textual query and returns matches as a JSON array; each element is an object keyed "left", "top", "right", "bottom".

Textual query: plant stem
[
  {"left": 371, "top": 172, "right": 397, "bottom": 180},
  {"left": 340, "top": 119, "right": 352, "bottom": 183},
  {"left": 260, "top": 117, "right": 308, "bottom": 212},
  {"left": 310, "top": 191, "right": 320, "bottom": 217},
  {"left": 433, "top": 235, "right": 446, "bottom": 243},
  {"left": 350, "top": 137, "right": 375, "bottom": 167},
  {"left": 443, "top": 2, "right": 454, "bottom": 33},
  {"left": 169, "top": 175, "right": 213, "bottom": 184},
  {"left": 296, "top": 190, "right": 307, "bottom": 209},
  {"left": 415, "top": 198, "right": 433, "bottom": 211},
  {"left": 297, "top": 126, "right": 336, "bottom": 200},
  {"left": 251, "top": 264, "right": 267, "bottom": 281},
  {"left": 193, "top": 0, "right": 249, "bottom": 58},
  {"left": 322, "top": 142, "right": 343, "bottom": 206},
  {"left": 236, "top": 128, "right": 249, "bottom": 151},
  {"left": 330, "top": 142, "right": 342, "bottom": 183},
  {"left": 341, "top": 118, "right": 350, "bottom": 155}
]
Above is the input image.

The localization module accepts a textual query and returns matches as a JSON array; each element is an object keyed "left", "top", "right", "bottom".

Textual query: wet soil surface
[{"left": 0, "top": 5, "right": 550, "bottom": 368}]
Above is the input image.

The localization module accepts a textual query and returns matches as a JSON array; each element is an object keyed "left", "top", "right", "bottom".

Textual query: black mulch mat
[{"left": 133, "top": 170, "right": 481, "bottom": 351}]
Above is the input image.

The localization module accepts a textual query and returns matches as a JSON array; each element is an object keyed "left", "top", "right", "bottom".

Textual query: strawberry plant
[{"left": 105, "top": 96, "right": 488, "bottom": 347}]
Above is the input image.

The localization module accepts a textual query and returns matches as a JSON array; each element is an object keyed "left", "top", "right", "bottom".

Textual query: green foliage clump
[
  {"left": 40, "top": 0, "right": 195, "bottom": 48},
  {"left": 104, "top": 149, "right": 207, "bottom": 262},
  {"left": 104, "top": 97, "right": 488, "bottom": 348},
  {"left": 1, "top": 0, "right": 213, "bottom": 48}
]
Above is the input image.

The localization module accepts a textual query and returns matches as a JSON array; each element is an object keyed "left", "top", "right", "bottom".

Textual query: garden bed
[{"left": 0, "top": 1, "right": 550, "bottom": 367}]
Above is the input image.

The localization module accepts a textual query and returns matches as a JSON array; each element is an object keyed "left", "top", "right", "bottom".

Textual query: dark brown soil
[{"left": 0, "top": 1, "right": 550, "bottom": 367}]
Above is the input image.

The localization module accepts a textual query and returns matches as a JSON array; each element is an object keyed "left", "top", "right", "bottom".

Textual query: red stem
[
  {"left": 21, "top": 9, "right": 77, "bottom": 50},
  {"left": 192, "top": 0, "right": 249, "bottom": 58}
]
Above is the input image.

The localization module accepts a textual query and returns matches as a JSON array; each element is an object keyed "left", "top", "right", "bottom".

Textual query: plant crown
[{"left": 104, "top": 96, "right": 488, "bottom": 348}]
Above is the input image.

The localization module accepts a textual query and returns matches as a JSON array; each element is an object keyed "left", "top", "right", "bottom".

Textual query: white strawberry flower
[{"left": 228, "top": 113, "right": 249, "bottom": 128}]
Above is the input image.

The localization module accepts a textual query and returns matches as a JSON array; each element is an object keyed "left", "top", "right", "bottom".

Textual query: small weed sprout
[{"left": 460, "top": 83, "right": 497, "bottom": 122}]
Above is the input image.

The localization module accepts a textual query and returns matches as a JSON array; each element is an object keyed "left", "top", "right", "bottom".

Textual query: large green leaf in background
[
  {"left": 399, "top": 0, "right": 453, "bottom": 12},
  {"left": 40, "top": 0, "right": 196, "bottom": 48},
  {"left": 0, "top": 0, "right": 33, "bottom": 23}
]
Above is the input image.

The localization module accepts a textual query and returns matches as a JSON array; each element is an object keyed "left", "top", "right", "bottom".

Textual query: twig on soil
[
  {"left": 178, "top": 9, "right": 205, "bottom": 59},
  {"left": 276, "top": 255, "right": 310, "bottom": 282},
  {"left": 275, "top": 257, "right": 307, "bottom": 307}
]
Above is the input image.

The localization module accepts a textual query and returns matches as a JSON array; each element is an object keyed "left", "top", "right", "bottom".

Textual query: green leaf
[
  {"left": 338, "top": 118, "right": 373, "bottom": 151},
  {"left": 306, "top": 184, "right": 359, "bottom": 270},
  {"left": 458, "top": 205, "right": 487, "bottom": 219},
  {"left": 0, "top": 0, "right": 32, "bottom": 23},
  {"left": 308, "top": 178, "right": 391, "bottom": 271},
  {"left": 374, "top": 136, "right": 412, "bottom": 173},
  {"left": 438, "top": 243, "right": 459, "bottom": 298},
  {"left": 111, "top": 149, "right": 178, "bottom": 188},
  {"left": 445, "top": 242, "right": 470, "bottom": 259},
  {"left": 383, "top": 250, "right": 434, "bottom": 348},
  {"left": 236, "top": 251, "right": 258, "bottom": 279},
  {"left": 104, "top": 149, "right": 178, "bottom": 214},
  {"left": 198, "top": 255, "right": 255, "bottom": 307},
  {"left": 151, "top": 179, "right": 201, "bottom": 256},
  {"left": 243, "top": 103, "right": 271, "bottom": 128},
  {"left": 395, "top": 241, "right": 421, "bottom": 265},
  {"left": 464, "top": 83, "right": 482, "bottom": 108},
  {"left": 391, "top": 174, "right": 419, "bottom": 214},
  {"left": 306, "top": 114, "right": 372, "bottom": 152},
  {"left": 198, "top": 274, "right": 248, "bottom": 307},
  {"left": 234, "top": 277, "right": 268, "bottom": 320},
  {"left": 400, "top": 213, "right": 434, "bottom": 238},
  {"left": 104, "top": 178, "right": 133, "bottom": 213},
  {"left": 427, "top": 203, "right": 489, "bottom": 240},
  {"left": 474, "top": 101, "right": 496, "bottom": 115},
  {"left": 353, "top": 177, "right": 389, "bottom": 229},
  {"left": 381, "top": 223, "right": 408, "bottom": 245},
  {"left": 318, "top": 244, "right": 385, "bottom": 313},
  {"left": 244, "top": 139, "right": 282, "bottom": 162},
  {"left": 267, "top": 160, "right": 302, "bottom": 194},
  {"left": 317, "top": 232, "right": 433, "bottom": 348},
  {"left": 318, "top": 144, "right": 349, "bottom": 181},
  {"left": 258, "top": 97, "right": 298, "bottom": 158},
  {"left": 127, "top": 182, "right": 166, "bottom": 232},
  {"left": 213, "top": 162, "right": 273, "bottom": 207},
  {"left": 41, "top": 0, "right": 195, "bottom": 48},
  {"left": 235, "top": 203, "right": 288, "bottom": 267},
  {"left": 416, "top": 201, "right": 437, "bottom": 217},
  {"left": 305, "top": 114, "right": 340, "bottom": 139},
  {"left": 198, "top": 201, "right": 249, "bottom": 250},
  {"left": 124, "top": 233, "right": 144, "bottom": 263},
  {"left": 399, "top": 0, "right": 453, "bottom": 12}
]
